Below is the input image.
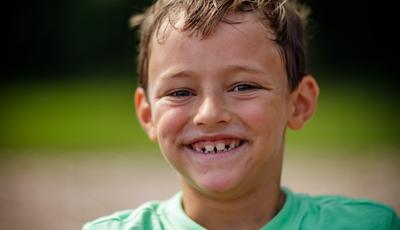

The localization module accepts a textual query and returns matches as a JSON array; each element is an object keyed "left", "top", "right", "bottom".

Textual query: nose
[{"left": 193, "top": 95, "right": 231, "bottom": 127}]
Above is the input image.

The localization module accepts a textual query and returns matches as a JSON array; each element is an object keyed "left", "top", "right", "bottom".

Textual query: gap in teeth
[{"left": 190, "top": 140, "right": 242, "bottom": 154}]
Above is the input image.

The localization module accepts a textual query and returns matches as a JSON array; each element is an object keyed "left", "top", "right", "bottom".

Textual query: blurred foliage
[
  {"left": 0, "top": 75, "right": 155, "bottom": 152},
  {"left": 4, "top": 0, "right": 397, "bottom": 80},
  {"left": 5, "top": 0, "right": 153, "bottom": 78},
  {"left": 1, "top": 0, "right": 398, "bottom": 154}
]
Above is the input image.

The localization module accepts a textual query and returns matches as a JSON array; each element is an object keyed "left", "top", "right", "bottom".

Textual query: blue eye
[
  {"left": 232, "top": 84, "right": 258, "bottom": 92},
  {"left": 168, "top": 90, "right": 194, "bottom": 97}
]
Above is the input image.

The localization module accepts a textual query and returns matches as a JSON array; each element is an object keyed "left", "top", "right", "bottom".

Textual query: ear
[
  {"left": 287, "top": 75, "right": 320, "bottom": 130},
  {"left": 134, "top": 87, "right": 157, "bottom": 141}
]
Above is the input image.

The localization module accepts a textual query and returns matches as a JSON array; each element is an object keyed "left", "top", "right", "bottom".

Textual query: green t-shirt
[{"left": 83, "top": 188, "right": 399, "bottom": 230}]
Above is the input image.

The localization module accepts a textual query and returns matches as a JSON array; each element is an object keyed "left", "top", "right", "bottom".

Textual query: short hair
[{"left": 131, "top": 0, "right": 310, "bottom": 92}]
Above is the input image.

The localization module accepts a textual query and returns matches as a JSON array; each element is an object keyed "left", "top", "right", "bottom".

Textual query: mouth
[{"left": 187, "top": 138, "right": 246, "bottom": 155}]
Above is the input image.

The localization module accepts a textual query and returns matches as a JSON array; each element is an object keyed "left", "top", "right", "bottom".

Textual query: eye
[
  {"left": 167, "top": 89, "right": 195, "bottom": 97},
  {"left": 231, "top": 83, "right": 259, "bottom": 92},
  {"left": 238, "top": 1, "right": 254, "bottom": 12}
]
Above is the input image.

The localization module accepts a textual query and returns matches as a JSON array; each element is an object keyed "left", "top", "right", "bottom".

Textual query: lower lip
[{"left": 184, "top": 141, "right": 248, "bottom": 160}]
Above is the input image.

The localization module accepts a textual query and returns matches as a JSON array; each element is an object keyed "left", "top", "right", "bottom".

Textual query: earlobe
[
  {"left": 134, "top": 87, "right": 157, "bottom": 141},
  {"left": 287, "top": 75, "right": 320, "bottom": 130}
]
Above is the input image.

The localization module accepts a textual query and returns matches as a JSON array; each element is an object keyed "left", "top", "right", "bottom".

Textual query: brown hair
[{"left": 131, "top": 0, "right": 310, "bottom": 91}]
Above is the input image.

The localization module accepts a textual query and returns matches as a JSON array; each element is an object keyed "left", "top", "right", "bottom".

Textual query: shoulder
[
  {"left": 82, "top": 201, "right": 164, "bottom": 230},
  {"left": 297, "top": 193, "right": 399, "bottom": 229}
]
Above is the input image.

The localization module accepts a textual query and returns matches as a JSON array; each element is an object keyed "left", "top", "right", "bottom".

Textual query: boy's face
[{"left": 136, "top": 13, "right": 317, "bottom": 196}]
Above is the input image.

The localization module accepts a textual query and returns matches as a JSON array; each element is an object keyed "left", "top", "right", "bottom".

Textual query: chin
[{"left": 195, "top": 173, "right": 243, "bottom": 195}]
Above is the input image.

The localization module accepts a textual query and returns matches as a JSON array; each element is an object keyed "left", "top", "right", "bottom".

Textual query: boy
[{"left": 84, "top": 0, "right": 399, "bottom": 229}]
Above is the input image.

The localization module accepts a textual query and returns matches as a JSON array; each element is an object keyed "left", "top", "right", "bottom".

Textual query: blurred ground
[{"left": 0, "top": 150, "right": 399, "bottom": 230}]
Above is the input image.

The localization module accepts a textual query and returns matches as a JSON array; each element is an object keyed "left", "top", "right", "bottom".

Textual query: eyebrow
[
  {"left": 224, "top": 64, "right": 267, "bottom": 75},
  {"left": 158, "top": 70, "right": 194, "bottom": 81},
  {"left": 159, "top": 64, "right": 267, "bottom": 80}
]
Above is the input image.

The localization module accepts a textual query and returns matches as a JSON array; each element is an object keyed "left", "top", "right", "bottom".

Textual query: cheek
[
  {"left": 238, "top": 100, "right": 286, "bottom": 128},
  {"left": 152, "top": 104, "right": 192, "bottom": 176},
  {"left": 153, "top": 104, "right": 188, "bottom": 147}
]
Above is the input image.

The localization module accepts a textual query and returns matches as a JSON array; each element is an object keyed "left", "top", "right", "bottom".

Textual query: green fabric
[{"left": 83, "top": 188, "right": 400, "bottom": 230}]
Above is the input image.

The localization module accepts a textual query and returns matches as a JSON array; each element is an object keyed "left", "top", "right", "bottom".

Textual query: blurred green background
[
  {"left": 1, "top": 0, "right": 399, "bottom": 154},
  {"left": 2, "top": 2, "right": 399, "bottom": 229}
]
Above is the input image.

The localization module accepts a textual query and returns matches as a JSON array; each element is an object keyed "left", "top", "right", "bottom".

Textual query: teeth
[
  {"left": 190, "top": 140, "right": 243, "bottom": 154},
  {"left": 205, "top": 145, "right": 214, "bottom": 152},
  {"left": 195, "top": 146, "right": 202, "bottom": 152},
  {"left": 216, "top": 143, "right": 225, "bottom": 151},
  {"left": 230, "top": 141, "right": 236, "bottom": 149}
]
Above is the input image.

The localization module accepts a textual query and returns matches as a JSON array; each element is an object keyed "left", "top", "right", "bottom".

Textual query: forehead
[{"left": 148, "top": 12, "right": 286, "bottom": 85}]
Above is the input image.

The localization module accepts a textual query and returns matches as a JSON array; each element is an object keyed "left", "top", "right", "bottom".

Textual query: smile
[{"left": 188, "top": 139, "right": 246, "bottom": 154}]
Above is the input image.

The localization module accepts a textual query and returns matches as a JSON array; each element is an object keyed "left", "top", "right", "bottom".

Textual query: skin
[{"left": 135, "top": 12, "right": 319, "bottom": 230}]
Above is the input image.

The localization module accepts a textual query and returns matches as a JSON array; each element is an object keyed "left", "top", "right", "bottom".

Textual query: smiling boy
[{"left": 83, "top": 0, "right": 399, "bottom": 229}]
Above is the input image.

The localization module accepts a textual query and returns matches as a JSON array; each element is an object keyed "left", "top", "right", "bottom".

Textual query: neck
[{"left": 181, "top": 178, "right": 285, "bottom": 230}]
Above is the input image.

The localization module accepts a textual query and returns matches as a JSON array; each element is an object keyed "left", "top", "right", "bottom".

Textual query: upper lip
[{"left": 184, "top": 134, "right": 246, "bottom": 145}]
